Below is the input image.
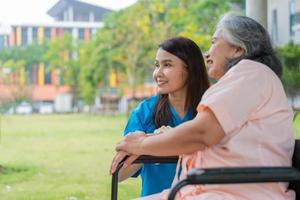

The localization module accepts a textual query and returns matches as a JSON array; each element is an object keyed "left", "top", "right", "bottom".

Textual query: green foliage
[
  {"left": 0, "top": 43, "right": 47, "bottom": 72},
  {"left": 278, "top": 41, "right": 300, "bottom": 106},
  {"left": 44, "top": 34, "right": 81, "bottom": 106},
  {"left": 0, "top": 0, "right": 244, "bottom": 106},
  {"left": 80, "top": 0, "right": 239, "bottom": 101}
]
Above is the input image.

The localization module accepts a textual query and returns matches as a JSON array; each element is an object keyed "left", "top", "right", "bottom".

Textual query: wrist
[{"left": 140, "top": 136, "right": 149, "bottom": 155}]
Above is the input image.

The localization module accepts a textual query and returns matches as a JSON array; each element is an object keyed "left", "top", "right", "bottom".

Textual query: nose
[
  {"left": 154, "top": 66, "right": 163, "bottom": 78},
  {"left": 157, "top": 65, "right": 164, "bottom": 73}
]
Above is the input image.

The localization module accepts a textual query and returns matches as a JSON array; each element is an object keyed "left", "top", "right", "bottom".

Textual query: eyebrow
[{"left": 155, "top": 59, "right": 173, "bottom": 62}]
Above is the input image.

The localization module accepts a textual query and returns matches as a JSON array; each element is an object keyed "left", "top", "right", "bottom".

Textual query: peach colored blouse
[{"left": 138, "top": 60, "right": 295, "bottom": 200}]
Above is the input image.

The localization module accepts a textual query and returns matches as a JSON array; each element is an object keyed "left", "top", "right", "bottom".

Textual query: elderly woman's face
[{"left": 206, "top": 31, "right": 240, "bottom": 80}]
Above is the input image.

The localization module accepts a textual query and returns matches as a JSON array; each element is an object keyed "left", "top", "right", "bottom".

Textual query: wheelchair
[{"left": 111, "top": 138, "right": 300, "bottom": 200}]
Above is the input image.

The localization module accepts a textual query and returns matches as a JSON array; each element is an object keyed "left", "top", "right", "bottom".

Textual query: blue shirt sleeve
[
  {"left": 122, "top": 96, "right": 157, "bottom": 178},
  {"left": 123, "top": 105, "right": 146, "bottom": 177},
  {"left": 124, "top": 108, "right": 144, "bottom": 136}
]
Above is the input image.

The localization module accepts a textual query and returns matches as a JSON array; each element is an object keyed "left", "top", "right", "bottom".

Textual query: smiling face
[
  {"left": 206, "top": 30, "right": 244, "bottom": 80},
  {"left": 153, "top": 48, "right": 188, "bottom": 95}
]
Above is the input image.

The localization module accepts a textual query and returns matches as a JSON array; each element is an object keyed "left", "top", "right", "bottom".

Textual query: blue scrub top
[{"left": 124, "top": 95, "right": 193, "bottom": 196}]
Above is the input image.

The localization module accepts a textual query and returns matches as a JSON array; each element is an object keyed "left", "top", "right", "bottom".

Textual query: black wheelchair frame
[{"left": 111, "top": 140, "right": 300, "bottom": 200}]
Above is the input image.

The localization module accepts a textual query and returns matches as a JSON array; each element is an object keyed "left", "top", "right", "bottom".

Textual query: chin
[{"left": 157, "top": 89, "right": 169, "bottom": 95}]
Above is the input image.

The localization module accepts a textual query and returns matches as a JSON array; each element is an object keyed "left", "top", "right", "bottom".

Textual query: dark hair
[
  {"left": 153, "top": 37, "right": 210, "bottom": 128},
  {"left": 217, "top": 14, "right": 282, "bottom": 77}
]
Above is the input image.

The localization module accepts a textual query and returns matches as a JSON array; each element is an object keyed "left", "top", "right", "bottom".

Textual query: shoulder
[
  {"left": 134, "top": 95, "right": 159, "bottom": 113},
  {"left": 203, "top": 60, "right": 276, "bottom": 100},
  {"left": 129, "top": 95, "right": 159, "bottom": 123},
  {"left": 230, "top": 59, "right": 278, "bottom": 80},
  {"left": 215, "top": 59, "right": 279, "bottom": 88}
]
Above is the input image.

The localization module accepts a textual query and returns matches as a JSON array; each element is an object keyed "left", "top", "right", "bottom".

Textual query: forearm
[
  {"left": 118, "top": 164, "right": 142, "bottom": 182},
  {"left": 116, "top": 109, "right": 225, "bottom": 157},
  {"left": 141, "top": 120, "right": 207, "bottom": 156}
]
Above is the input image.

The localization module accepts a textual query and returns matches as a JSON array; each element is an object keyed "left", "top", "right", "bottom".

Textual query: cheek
[
  {"left": 152, "top": 70, "right": 157, "bottom": 80},
  {"left": 174, "top": 70, "right": 188, "bottom": 88},
  {"left": 208, "top": 67, "right": 216, "bottom": 79},
  {"left": 181, "top": 71, "right": 188, "bottom": 84}
]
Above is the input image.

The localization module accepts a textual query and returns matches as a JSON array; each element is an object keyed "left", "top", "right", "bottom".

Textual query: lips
[{"left": 156, "top": 80, "right": 168, "bottom": 86}]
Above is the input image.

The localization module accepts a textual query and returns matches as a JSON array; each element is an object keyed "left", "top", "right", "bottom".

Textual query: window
[
  {"left": 271, "top": 9, "right": 278, "bottom": 43},
  {"left": 78, "top": 28, "right": 84, "bottom": 40},
  {"left": 32, "top": 27, "right": 38, "bottom": 43},
  {"left": 44, "top": 27, "right": 51, "bottom": 40},
  {"left": 290, "top": 0, "right": 296, "bottom": 36},
  {"left": 21, "top": 27, "right": 28, "bottom": 46}
]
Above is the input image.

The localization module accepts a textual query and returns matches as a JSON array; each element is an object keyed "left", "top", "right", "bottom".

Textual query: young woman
[
  {"left": 115, "top": 15, "right": 295, "bottom": 200},
  {"left": 110, "top": 36, "right": 210, "bottom": 197}
]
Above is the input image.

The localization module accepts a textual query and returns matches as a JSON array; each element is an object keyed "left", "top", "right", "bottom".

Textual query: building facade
[
  {"left": 247, "top": 0, "right": 300, "bottom": 46},
  {"left": 0, "top": 0, "right": 112, "bottom": 107}
]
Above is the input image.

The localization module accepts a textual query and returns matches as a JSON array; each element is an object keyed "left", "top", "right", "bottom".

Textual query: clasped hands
[{"left": 109, "top": 126, "right": 171, "bottom": 175}]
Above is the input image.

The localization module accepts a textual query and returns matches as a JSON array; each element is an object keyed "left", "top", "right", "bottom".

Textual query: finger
[
  {"left": 110, "top": 152, "right": 128, "bottom": 175},
  {"left": 110, "top": 154, "right": 120, "bottom": 175},
  {"left": 115, "top": 139, "right": 126, "bottom": 151},
  {"left": 123, "top": 155, "right": 139, "bottom": 168},
  {"left": 111, "top": 152, "right": 128, "bottom": 174},
  {"left": 161, "top": 126, "right": 167, "bottom": 131},
  {"left": 115, "top": 143, "right": 123, "bottom": 151},
  {"left": 110, "top": 154, "right": 124, "bottom": 175}
]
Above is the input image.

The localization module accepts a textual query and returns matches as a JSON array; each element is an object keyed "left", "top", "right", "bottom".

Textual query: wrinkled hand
[
  {"left": 116, "top": 131, "right": 148, "bottom": 155},
  {"left": 109, "top": 151, "right": 138, "bottom": 175},
  {"left": 154, "top": 125, "right": 172, "bottom": 135}
]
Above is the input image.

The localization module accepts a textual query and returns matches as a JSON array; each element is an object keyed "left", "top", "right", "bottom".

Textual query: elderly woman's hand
[
  {"left": 109, "top": 150, "right": 139, "bottom": 175},
  {"left": 154, "top": 125, "right": 172, "bottom": 135},
  {"left": 116, "top": 131, "right": 148, "bottom": 155}
]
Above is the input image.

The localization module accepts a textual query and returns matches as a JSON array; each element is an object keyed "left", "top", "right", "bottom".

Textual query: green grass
[
  {"left": 295, "top": 115, "right": 300, "bottom": 138},
  {"left": 0, "top": 114, "right": 140, "bottom": 200},
  {"left": 0, "top": 114, "right": 299, "bottom": 200}
]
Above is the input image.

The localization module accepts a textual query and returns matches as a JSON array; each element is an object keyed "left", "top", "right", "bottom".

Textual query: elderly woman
[{"left": 112, "top": 15, "right": 295, "bottom": 200}]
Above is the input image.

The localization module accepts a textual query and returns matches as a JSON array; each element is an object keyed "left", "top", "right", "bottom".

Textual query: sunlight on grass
[
  {"left": 0, "top": 114, "right": 140, "bottom": 200},
  {"left": 294, "top": 115, "right": 300, "bottom": 139}
]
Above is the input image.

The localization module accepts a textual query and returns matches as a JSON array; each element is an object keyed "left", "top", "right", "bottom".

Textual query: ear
[{"left": 233, "top": 47, "right": 245, "bottom": 58}]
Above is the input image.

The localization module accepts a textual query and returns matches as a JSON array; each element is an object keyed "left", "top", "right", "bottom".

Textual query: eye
[
  {"left": 164, "top": 63, "right": 171, "bottom": 67},
  {"left": 154, "top": 62, "right": 159, "bottom": 68}
]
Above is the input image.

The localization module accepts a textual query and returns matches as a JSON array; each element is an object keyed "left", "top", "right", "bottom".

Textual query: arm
[
  {"left": 118, "top": 164, "right": 142, "bottom": 182},
  {"left": 116, "top": 107, "right": 225, "bottom": 156},
  {"left": 109, "top": 150, "right": 141, "bottom": 182}
]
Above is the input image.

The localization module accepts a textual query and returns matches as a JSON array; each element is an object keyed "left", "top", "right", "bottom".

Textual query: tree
[
  {"left": 43, "top": 34, "right": 81, "bottom": 107},
  {"left": 78, "top": 0, "right": 244, "bottom": 105},
  {"left": 278, "top": 41, "right": 300, "bottom": 109},
  {"left": 0, "top": 43, "right": 47, "bottom": 85}
]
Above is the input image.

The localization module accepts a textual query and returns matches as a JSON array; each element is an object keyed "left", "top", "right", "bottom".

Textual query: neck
[{"left": 168, "top": 89, "right": 187, "bottom": 119}]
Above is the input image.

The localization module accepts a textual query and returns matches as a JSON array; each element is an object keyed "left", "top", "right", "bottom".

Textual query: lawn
[
  {"left": 295, "top": 115, "right": 300, "bottom": 138},
  {"left": 0, "top": 114, "right": 299, "bottom": 200},
  {"left": 0, "top": 114, "right": 140, "bottom": 200}
]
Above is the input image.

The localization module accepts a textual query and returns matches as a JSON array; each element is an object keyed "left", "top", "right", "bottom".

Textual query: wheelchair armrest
[
  {"left": 111, "top": 155, "right": 178, "bottom": 200},
  {"left": 168, "top": 167, "right": 300, "bottom": 200},
  {"left": 187, "top": 167, "right": 300, "bottom": 184},
  {"left": 133, "top": 155, "right": 179, "bottom": 164}
]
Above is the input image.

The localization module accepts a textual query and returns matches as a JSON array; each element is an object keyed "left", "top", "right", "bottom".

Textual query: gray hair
[{"left": 216, "top": 14, "right": 282, "bottom": 77}]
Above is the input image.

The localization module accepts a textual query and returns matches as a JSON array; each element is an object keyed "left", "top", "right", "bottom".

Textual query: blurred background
[{"left": 0, "top": 0, "right": 299, "bottom": 199}]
